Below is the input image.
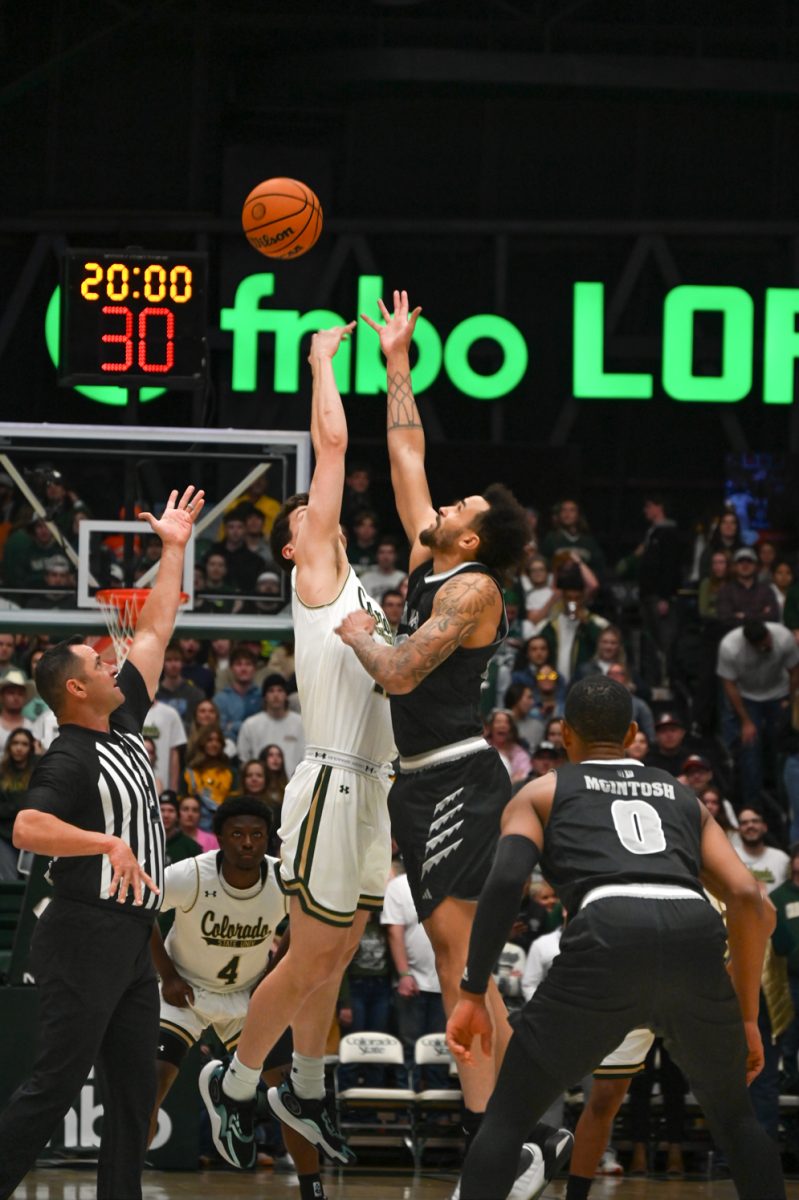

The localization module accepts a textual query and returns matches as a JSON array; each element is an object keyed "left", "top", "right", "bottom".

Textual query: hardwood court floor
[{"left": 11, "top": 1167, "right": 799, "bottom": 1199}]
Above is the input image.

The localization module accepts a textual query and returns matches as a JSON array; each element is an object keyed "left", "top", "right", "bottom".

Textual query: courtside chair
[
  {"left": 413, "top": 1033, "right": 464, "bottom": 1163},
  {"left": 334, "top": 1032, "right": 417, "bottom": 1163}
]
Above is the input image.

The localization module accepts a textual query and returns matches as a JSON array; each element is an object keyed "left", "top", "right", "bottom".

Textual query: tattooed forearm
[
  {"left": 347, "top": 573, "right": 500, "bottom": 694},
  {"left": 387, "top": 371, "right": 423, "bottom": 431}
]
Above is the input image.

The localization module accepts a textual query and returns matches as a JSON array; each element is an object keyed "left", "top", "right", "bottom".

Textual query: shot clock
[{"left": 58, "top": 249, "right": 208, "bottom": 387}]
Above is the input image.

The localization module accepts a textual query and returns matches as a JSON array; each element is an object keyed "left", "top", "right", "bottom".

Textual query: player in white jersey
[
  {"left": 149, "top": 797, "right": 327, "bottom": 1200},
  {"left": 201, "top": 322, "right": 396, "bottom": 1173}
]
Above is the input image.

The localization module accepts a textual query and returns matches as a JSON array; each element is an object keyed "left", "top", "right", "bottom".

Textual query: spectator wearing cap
[
  {"left": 236, "top": 673, "right": 305, "bottom": 776},
  {"left": 358, "top": 536, "right": 407, "bottom": 600},
  {"left": 250, "top": 569, "right": 285, "bottom": 616},
  {"left": 0, "top": 670, "right": 34, "bottom": 754},
  {"left": 770, "top": 843, "right": 799, "bottom": 1092},
  {"left": 158, "top": 790, "right": 201, "bottom": 867},
  {"left": 716, "top": 546, "right": 780, "bottom": 630},
  {"left": 718, "top": 618, "right": 799, "bottom": 812},
  {"left": 678, "top": 753, "right": 714, "bottom": 795},
  {"left": 512, "top": 740, "right": 562, "bottom": 794},
  {"left": 218, "top": 504, "right": 266, "bottom": 592},
  {"left": 644, "top": 712, "right": 703, "bottom": 778},
  {"left": 36, "top": 556, "right": 75, "bottom": 609},
  {"left": 213, "top": 645, "right": 263, "bottom": 743}
]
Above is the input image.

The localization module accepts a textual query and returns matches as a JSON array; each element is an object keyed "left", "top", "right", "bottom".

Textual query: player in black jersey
[
  {"left": 337, "top": 292, "right": 565, "bottom": 1197},
  {"left": 446, "top": 675, "right": 784, "bottom": 1200},
  {"left": 0, "top": 486, "right": 204, "bottom": 1200}
]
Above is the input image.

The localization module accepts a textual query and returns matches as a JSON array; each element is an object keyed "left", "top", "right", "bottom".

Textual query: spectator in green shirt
[{"left": 771, "top": 843, "right": 799, "bottom": 1092}]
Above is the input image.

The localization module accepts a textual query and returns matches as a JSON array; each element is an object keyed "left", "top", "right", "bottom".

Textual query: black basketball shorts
[{"left": 389, "top": 747, "right": 511, "bottom": 921}]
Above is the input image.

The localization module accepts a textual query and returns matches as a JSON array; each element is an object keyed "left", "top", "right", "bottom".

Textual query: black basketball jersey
[
  {"left": 540, "top": 758, "right": 704, "bottom": 913},
  {"left": 390, "top": 559, "right": 507, "bottom": 757}
]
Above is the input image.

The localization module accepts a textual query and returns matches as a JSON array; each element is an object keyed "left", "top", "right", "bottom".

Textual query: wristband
[{"left": 399, "top": 971, "right": 413, "bottom": 978}]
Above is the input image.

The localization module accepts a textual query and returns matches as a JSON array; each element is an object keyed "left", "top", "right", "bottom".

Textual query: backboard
[{"left": 0, "top": 423, "right": 310, "bottom": 641}]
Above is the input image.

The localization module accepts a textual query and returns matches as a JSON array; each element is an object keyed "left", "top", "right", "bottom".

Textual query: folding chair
[
  {"left": 414, "top": 1033, "right": 464, "bottom": 1163},
  {"left": 334, "top": 1032, "right": 417, "bottom": 1162}
]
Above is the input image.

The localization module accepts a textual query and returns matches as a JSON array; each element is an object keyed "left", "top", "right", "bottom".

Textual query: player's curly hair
[
  {"left": 212, "top": 796, "right": 273, "bottom": 838},
  {"left": 270, "top": 492, "right": 310, "bottom": 575},
  {"left": 564, "top": 676, "right": 633, "bottom": 745},
  {"left": 471, "top": 483, "right": 530, "bottom": 583}
]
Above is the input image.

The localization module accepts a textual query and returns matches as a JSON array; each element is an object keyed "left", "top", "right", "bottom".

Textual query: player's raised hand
[
  {"left": 335, "top": 609, "right": 377, "bottom": 646},
  {"left": 139, "top": 485, "right": 205, "bottom": 547},
  {"left": 361, "top": 290, "right": 422, "bottom": 358},
  {"left": 446, "top": 995, "right": 493, "bottom": 1066},
  {"left": 106, "top": 836, "right": 159, "bottom": 906},
  {"left": 308, "top": 321, "right": 357, "bottom": 362}
]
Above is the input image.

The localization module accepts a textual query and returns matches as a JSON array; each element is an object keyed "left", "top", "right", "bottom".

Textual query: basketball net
[{"left": 95, "top": 588, "right": 188, "bottom": 668}]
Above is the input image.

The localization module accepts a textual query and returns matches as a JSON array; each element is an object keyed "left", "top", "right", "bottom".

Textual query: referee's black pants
[{"left": 0, "top": 897, "right": 159, "bottom": 1200}]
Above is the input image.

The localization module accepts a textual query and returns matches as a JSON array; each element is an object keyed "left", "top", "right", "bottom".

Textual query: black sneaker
[
  {"left": 198, "top": 1059, "right": 256, "bottom": 1169},
  {"left": 267, "top": 1077, "right": 357, "bottom": 1164},
  {"left": 540, "top": 1127, "right": 574, "bottom": 1188}
]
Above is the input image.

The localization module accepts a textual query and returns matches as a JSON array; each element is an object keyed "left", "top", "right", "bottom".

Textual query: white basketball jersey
[
  {"left": 291, "top": 566, "right": 396, "bottom": 764},
  {"left": 161, "top": 851, "right": 289, "bottom": 993}
]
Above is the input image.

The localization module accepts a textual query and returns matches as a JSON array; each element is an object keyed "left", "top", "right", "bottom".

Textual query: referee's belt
[
  {"left": 580, "top": 882, "right": 706, "bottom": 910},
  {"left": 304, "top": 745, "right": 391, "bottom": 780},
  {"left": 398, "top": 735, "right": 490, "bottom": 773}
]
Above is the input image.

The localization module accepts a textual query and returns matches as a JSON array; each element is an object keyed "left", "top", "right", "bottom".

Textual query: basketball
[{"left": 242, "top": 177, "right": 323, "bottom": 259}]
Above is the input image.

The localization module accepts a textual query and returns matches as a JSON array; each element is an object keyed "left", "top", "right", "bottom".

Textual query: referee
[{"left": 0, "top": 485, "right": 203, "bottom": 1200}]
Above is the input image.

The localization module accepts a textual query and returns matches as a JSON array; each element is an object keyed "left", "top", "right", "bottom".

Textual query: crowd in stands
[{"left": 4, "top": 461, "right": 799, "bottom": 1172}]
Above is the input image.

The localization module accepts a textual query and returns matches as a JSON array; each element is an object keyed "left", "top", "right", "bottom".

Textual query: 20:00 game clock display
[{"left": 59, "top": 249, "right": 208, "bottom": 387}]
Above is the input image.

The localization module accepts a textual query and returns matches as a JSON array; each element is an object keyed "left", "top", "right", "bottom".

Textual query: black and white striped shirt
[{"left": 24, "top": 661, "right": 165, "bottom": 917}]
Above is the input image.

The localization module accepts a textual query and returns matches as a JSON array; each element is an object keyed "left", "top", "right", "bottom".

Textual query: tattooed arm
[
  {"left": 335, "top": 571, "right": 502, "bottom": 694},
  {"left": 361, "top": 290, "right": 436, "bottom": 563}
]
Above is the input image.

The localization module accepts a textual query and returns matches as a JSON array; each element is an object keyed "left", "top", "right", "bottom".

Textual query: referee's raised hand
[
  {"left": 138, "top": 484, "right": 205, "bottom": 547},
  {"left": 106, "top": 836, "right": 159, "bottom": 906}
]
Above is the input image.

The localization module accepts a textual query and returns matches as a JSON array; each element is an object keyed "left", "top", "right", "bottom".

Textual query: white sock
[
  {"left": 222, "top": 1051, "right": 261, "bottom": 1102},
  {"left": 290, "top": 1052, "right": 325, "bottom": 1100}
]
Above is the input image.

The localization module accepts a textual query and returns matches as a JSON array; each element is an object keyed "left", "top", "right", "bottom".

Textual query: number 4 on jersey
[{"left": 216, "top": 955, "right": 241, "bottom": 986}]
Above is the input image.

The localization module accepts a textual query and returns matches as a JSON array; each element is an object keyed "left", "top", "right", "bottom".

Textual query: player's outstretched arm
[
  {"left": 335, "top": 570, "right": 501, "bottom": 693},
  {"left": 294, "top": 324, "right": 355, "bottom": 603},
  {"left": 361, "top": 290, "right": 435, "bottom": 565},
  {"left": 128, "top": 485, "right": 205, "bottom": 698},
  {"left": 699, "top": 807, "right": 774, "bottom": 1083}
]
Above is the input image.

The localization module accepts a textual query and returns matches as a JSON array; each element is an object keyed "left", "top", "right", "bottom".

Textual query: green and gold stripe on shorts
[
  {"left": 281, "top": 876, "right": 356, "bottom": 926},
  {"left": 593, "top": 1061, "right": 646, "bottom": 1079},
  {"left": 297, "top": 764, "right": 332, "bottom": 880}
]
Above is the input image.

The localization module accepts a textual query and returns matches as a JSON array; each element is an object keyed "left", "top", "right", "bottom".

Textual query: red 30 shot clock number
[{"left": 58, "top": 249, "right": 207, "bottom": 387}]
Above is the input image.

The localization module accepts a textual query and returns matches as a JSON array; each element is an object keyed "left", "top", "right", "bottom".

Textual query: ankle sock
[
  {"left": 291, "top": 1052, "right": 326, "bottom": 1100},
  {"left": 222, "top": 1051, "right": 261, "bottom": 1102},
  {"left": 298, "top": 1173, "right": 326, "bottom": 1200},
  {"left": 565, "top": 1176, "right": 592, "bottom": 1200}
]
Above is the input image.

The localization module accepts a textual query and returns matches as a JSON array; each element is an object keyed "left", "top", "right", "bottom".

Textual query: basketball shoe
[
  {"left": 198, "top": 1060, "right": 256, "bottom": 1169},
  {"left": 450, "top": 1127, "right": 574, "bottom": 1200},
  {"left": 267, "top": 1077, "right": 357, "bottom": 1164}
]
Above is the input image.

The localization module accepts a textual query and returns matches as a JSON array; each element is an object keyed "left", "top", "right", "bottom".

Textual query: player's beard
[{"left": 419, "top": 513, "right": 455, "bottom": 551}]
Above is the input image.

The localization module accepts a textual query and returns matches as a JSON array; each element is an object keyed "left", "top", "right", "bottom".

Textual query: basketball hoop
[{"left": 96, "top": 588, "right": 189, "bottom": 668}]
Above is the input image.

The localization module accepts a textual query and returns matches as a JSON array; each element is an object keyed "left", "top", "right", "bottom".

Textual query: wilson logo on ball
[{"left": 242, "top": 177, "right": 323, "bottom": 260}]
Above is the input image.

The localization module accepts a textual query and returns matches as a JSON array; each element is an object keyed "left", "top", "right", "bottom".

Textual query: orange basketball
[{"left": 242, "top": 177, "right": 323, "bottom": 259}]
